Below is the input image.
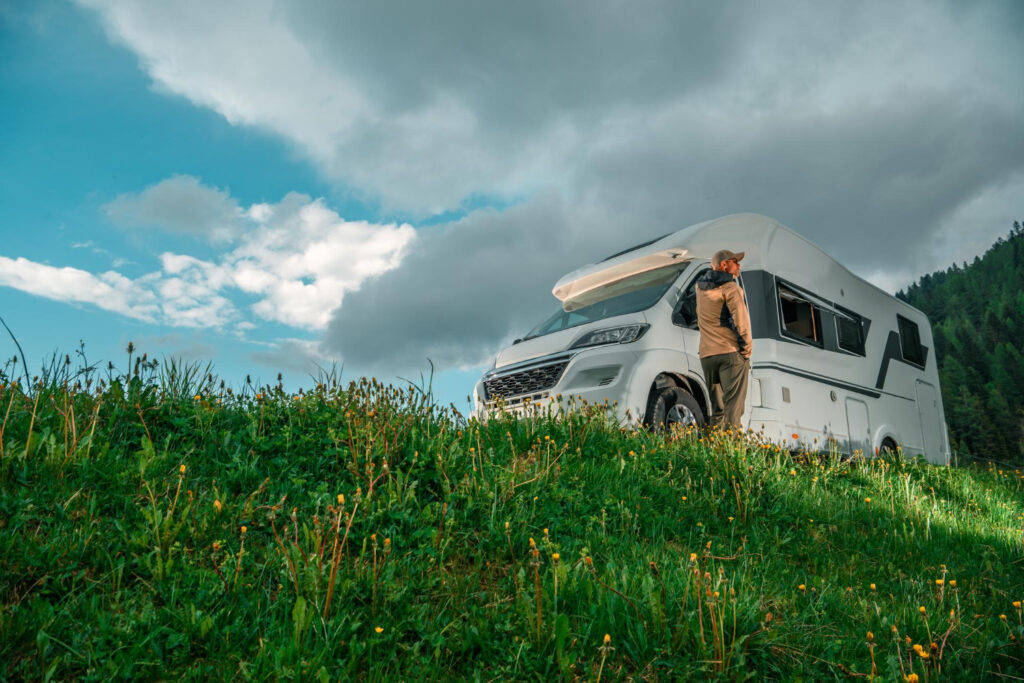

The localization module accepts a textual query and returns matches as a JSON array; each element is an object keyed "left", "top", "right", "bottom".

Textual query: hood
[{"left": 697, "top": 269, "right": 735, "bottom": 290}]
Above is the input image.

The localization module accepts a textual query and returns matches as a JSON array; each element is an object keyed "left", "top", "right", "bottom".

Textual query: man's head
[{"left": 712, "top": 249, "right": 744, "bottom": 276}]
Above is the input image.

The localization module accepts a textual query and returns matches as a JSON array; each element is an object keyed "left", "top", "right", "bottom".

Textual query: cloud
[
  {"left": 105, "top": 174, "right": 246, "bottom": 243},
  {"left": 325, "top": 193, "right": 624, "bottom": 372},
  {"left": 77, "top": 0, "right": 1024, "bottom": 370},
  {"left": 1, "top": 179, "right": 414, "bottom": 333},
  {"left": 0, "top": 255, "right": 159, "bottom": 320}
]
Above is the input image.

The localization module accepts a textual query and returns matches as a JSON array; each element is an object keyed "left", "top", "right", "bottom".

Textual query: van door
[
  {"left": 915, "top": 381, "right": 942, "bottom": 459},
  {"left": 845, "top": 398, "right": 870, "bottom": 456}
]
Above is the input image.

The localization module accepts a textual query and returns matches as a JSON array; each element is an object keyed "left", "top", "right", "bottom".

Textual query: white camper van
[{"left": 473, "top": 214, "right": 950, "bottom": 465}]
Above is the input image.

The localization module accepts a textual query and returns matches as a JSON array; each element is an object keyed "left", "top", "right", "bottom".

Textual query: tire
[
  {"left": 879, "top": 437, "right": 899, "bottom": 456},
  {"left": 646, "top": 387, "right": 705, "bottom": 431}
]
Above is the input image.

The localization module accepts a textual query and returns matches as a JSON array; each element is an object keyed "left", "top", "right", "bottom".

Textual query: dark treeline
[{"left": 897, "top": 220, "right": 1024, "bottom": 464}]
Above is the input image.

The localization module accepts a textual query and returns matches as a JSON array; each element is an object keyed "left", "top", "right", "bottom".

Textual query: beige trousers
[{"left": 700, "top": 352, "right": 750, "bottom": 429}]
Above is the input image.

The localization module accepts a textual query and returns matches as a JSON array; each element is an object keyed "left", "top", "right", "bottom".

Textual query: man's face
[{"left": 718, "top": 258, "right": 741, "bottom": 277}]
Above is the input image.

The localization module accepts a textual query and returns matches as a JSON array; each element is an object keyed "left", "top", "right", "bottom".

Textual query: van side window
[
  {"left": 672, "top": 268, "right": 708, "bottom": 328},
  {"left": 778, "top": 284, "right": 823, "bottom": 345},
  {"left": 836, "top": 311, "right": 866, "bottom": 355},
  {"left": 897, "top": 315, "right": 925, "bottom": 366}
]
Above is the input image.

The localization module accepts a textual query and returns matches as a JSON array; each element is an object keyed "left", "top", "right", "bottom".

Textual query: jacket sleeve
[{"left": 724, "top": 282, "right": 753, "bottom": 358}]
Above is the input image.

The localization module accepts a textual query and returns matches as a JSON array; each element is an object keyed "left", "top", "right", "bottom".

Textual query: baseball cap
[{"left": 711, "top": 249, "right": 745, "bottom": 268}]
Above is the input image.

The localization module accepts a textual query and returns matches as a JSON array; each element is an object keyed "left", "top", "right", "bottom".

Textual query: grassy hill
[{"left": 2, "top": 364, "right": 1023, "bottom": 680}]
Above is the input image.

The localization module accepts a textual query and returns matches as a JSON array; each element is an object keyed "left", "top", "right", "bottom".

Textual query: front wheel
[{"left": 646, "top": 387, "right": 705, "bottom": 431}]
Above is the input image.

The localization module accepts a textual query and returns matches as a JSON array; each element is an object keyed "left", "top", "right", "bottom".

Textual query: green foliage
[
  {"left": 899, "top": 220, "right": 1024, "bottom": 464},
  {"left": 1, "top": 367, "right": 1024, "bottom": 679}
]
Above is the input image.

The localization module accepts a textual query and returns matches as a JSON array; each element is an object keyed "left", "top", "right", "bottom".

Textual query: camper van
[{"left": 473, "top": 214, "right": 950, "bottom": 465}]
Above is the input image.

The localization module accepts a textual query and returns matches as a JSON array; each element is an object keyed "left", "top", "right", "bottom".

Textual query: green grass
[{"left": 1, "top": 359, "right": 1023, "bottom": 680}]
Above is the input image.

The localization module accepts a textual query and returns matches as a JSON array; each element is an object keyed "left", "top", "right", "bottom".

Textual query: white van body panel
[{"left": 474, "top": 214, "right": 950, "bottom": 465}]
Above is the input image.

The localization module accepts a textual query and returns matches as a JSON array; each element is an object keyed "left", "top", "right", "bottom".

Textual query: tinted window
[
  {"left": 836, "top": 312, "right": 866, "bottom": 355},
  {"left": 779, "top": 284, "right": 823, "bottom": 345},
  {"left": 898, "top": 315, "right": 925, "bottom": 366}
]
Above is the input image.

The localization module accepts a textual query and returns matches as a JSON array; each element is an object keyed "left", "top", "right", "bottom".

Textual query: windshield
[{"left": 523, "top": 262, "right": 688, "bottom": 340}]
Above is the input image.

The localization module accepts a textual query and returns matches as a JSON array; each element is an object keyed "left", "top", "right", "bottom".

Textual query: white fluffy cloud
[
  {"left": 0, "top": 256, "right": 159, "bottom": 321},
  {"left": 2, "top": 178, "right": 414, "bottom": 333}
]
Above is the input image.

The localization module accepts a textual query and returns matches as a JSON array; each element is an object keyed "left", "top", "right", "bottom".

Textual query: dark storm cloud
[
  {"left": 320, "top": 1, "right": 1024, "bottom": 370},
  {"left": 324, "top": 193, "right": 627, "bottom": 372}
]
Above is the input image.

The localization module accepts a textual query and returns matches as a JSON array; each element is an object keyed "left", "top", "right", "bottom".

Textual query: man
[{"left": 696, "top": 249, "right": 753, "bottom": 430}]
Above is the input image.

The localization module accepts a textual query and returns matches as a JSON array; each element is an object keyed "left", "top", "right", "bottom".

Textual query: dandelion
[
  {"left": 870, "top": 583, "right": 876, "bottom": 591},
  {"left": 375, "top": 626, "right": 383, "bottom": 634},
  {"left": 864, "top": 497, "right": 871, "bottom": 504},
  {"left": 241, "top": 525, "right": 247, "bottom": 535},
  {"left": 337, "top": 494, "right": 345, "bottom": 505},
  {"left": 935, "top": 579, "right": 944, "bottom": 586},
  {"left": 179, "top": 464, "right": 186, "bottom": 475},
  {"left": 908, "top": 674, "right": 919, "bottom": 683},
  {"left": 919, "top": 606, "right": 927, "bottom": 615},
  {"left": 689, "top": 553, "right": 697, "bottom": 562},
  {"left": 1001, "top": 614, "right": 1008, "bottom": 621},
  {"left": 949, "top": 580, "right": 957, "bottom": 588},
  {"left": 789, "top": 469, "right": 797, "bottom": 476},
  {"left": 552, "top": 553, "right": 560, "bottom": 563},
  {"left": 798, "top": 584, "right": 806, "bottom": 591},
  {"left": 1013, "top": 601, "right": 1021, "bottom": 609},
  {"left": 603, "top": 633, "right": 611, "bottom": 645},
  {"left": 866, "top": 631, "right": 874, "bottom": 642},
  {"left": 213, "top": 500, "right": 223, "bottom": 513}
]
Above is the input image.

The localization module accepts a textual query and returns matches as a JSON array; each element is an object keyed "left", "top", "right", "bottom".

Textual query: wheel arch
[{"left": 645, "top": 371, "right": 709, "bottom": 424}]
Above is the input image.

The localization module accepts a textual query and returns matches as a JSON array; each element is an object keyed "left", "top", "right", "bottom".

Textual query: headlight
[{"left": 570, "top": 323, "right": 649, "bottom": 349}]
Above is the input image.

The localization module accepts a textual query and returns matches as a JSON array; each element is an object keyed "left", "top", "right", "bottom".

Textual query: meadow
[{"left": 1, "top": 352, "right": 1023, "bottom": 680}]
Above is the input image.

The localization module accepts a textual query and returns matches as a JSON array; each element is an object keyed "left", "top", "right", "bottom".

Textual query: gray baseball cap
[{"left": 711, "top": 249, "right": 745, "bottom": 268}]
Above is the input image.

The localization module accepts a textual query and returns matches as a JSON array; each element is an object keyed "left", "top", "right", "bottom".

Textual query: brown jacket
[{"left": 695, "top": 270, "right": 753, "bottom": 359}]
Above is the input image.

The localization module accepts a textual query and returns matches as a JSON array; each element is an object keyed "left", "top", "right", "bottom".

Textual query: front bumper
[{"left": 474, "top": 345, "right": 646, "bottom": 422}]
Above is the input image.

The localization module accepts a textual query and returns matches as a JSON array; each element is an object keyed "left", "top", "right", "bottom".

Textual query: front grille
[{"left": 485, "top": 361, "right": 569, "bottom": 400}]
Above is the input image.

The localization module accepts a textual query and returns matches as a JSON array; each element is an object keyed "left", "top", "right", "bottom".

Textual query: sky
[{"left": 2, "top": 0, "right": 1023, "bottom": 409}]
